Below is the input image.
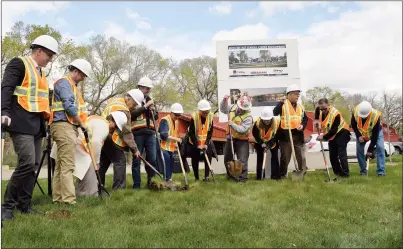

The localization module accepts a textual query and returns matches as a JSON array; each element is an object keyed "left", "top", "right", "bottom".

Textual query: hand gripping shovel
[
  {"left": 284, "top": 99, "right": 304, "bottom": 181},
  {"left": 138, "top": 155, "right": 163, "bottom": 180},
  {"left": 176, "top": 142, "right": 189, "bottom": 190},
  {"left": 202, "top": 148, "right": 217, "bottom": 183},
  {"left": 82, "top": 128, "right": 110, "bottom": 198},
  {"left": 316, "top": 126, "right": 333, "bottom": 183}
]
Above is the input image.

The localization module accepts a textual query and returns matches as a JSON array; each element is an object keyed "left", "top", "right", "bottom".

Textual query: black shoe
[
  {"left": 1, "top": 209, "right": 14, "bottom": 221},
  {"left": 360, "top": 172, "right": 368, "bottom": 176},
  {"left": 377, "top": 174, "right": 386, "bottom": 177},
  {"left": 203, "top": 177, "right": 210, "bottom": 182},
  {"left": 18, "top": 207, "right": 45, "bottom": 215}
]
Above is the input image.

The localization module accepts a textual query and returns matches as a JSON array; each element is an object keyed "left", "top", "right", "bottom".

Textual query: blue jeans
[
  {"left": 162, "top": 149, "right": 174, "bottom": 181},
  {"left": 356, "top": 131, "right": 386, "bottom": 175},
  {"left": 131, "top": 134, "right": 157, "bottom": 188}
]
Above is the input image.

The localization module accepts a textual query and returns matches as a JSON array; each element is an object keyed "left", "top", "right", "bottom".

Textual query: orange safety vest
[
  {"left": 111, "top": 130, "right": 127, "bottom": 148},
  {"left": 102, "top": 98, "right": 129, "bottom": 118},
  {"left": 280, "top": 99, "right": 304, "bottom": 129},
  {"left": 353, "top": 106, "right": 382, "bottom": 141},
  {"left": 160, "top": 115, "right": 179, "bottom": 152},
  {"left": 225, "top": 105, "right": 252, "bottom": 140},
  {"left": 49, "top": 76, "right": 88, "bottom": 125},
  {"left": 80, "top": 115, "right": 108, "bottom": 153},
  {"left": 320, "top": 106, "right": 349, "bottom": 141},
  {"left": 189, "top": 111, "right": 213, "bottom": 146},
  {"left": 12, "top": 56, "right": 50, "bottom": 118},
  {"left": 256, "top": 117, "right": 280, "bottom": 148}
]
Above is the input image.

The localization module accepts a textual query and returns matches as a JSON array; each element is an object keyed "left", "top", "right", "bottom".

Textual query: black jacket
[
  {"left": 314, "top": 107, "right": 350, "bottom": 141},
  {"left": 272, "top": 101, "right": 308, "bottom": 144},
  {"left": 130, "top": 95, "right": 159, "bottom": 136},
  {"left": 1, "top": 57, "right": 46, "bottom": 136}
]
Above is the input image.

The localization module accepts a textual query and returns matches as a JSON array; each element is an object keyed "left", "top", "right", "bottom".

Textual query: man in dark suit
[{"left": 1, "top": 35, "right": 59, "bottom": 221}]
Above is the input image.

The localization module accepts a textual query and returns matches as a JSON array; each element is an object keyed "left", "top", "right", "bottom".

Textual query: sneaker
[
  {"left": 377, "top": 174, "right": 386, "bottom": 177},
  {"left": 203, "top": 177, "right": 210, "bottom": 182},
  {"left": 360, "top": 172, "right": 368, "bottom": 176}
]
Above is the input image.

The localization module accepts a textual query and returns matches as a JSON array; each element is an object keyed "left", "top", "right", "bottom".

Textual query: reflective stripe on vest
[
  {"left": 256, "top": 117, "right": 280, "bottom": 148},
  {"left": 49, "top": 76, "right": 88, "bottom": 125},
  {"left": 225, "top": 105, "right": 252, "bottom": 140},
  {"left": 81, "top": 115, "right": 108, "bottom": 153},
  {"left": 320, "top": 106, "right": 349, "bottom": 141},
  {"left": 132, "top": 112, "right": 155, "bottom": 130},
  {"left": 189, "top": 112, "right": 213, "bottom": 146},
  {"left": 102, "top": 98, "right": 129, "bottom": 118},
  {"left": 160, "top": 115, "right": 178, "bottom": 152},
  {"left": 280, "top": 100, "right": 304, "bottom": 129},
  {"left": 112, "top": 131, "right": 127, "bottom": 148},
  {"left": 12, "top": 56, "right": 50, "bottom": 118},
  {"left": 353, "top": 106, "right": 382, "bottom": 140}
]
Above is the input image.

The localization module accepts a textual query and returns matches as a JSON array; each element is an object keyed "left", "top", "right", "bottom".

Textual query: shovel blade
[
  {"left": 225, "top": 160, "right": 244, "bottom": 178},
  {"left": 291, "top": 171, "right": 304, "bottom": 181}
]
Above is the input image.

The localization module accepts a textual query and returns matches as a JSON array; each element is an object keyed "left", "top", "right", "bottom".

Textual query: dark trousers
[
  {"left": 224, "top": 138, "right": 249, "bottom": 181},
  {"left": 2, "top": 132, "right": 42, "bottom": 211},
  {"left": 328, "top": 131, "right": 350, "bottom": 177},
  {"left": 131, "top": 134, "right": 156, "bottom": 188},
  {"left": 98, "top": 137, "right": 127, "bottom": 190},
  {"left": 189, "top": 146, "right": 212, "bottom": 180},
  {"left": 279, "top": 139, "right": 307, "bottom": 177},
  {"left": 254, "top": 143, "right": 280, "bottom": 180},
  {"left": 162, "top": 149, "right": 174, "bottom": 181}
]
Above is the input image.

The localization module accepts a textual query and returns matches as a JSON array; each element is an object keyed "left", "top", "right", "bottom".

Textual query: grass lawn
[{"left": 1, "top": 156, "right": 402, "bottom": 248}]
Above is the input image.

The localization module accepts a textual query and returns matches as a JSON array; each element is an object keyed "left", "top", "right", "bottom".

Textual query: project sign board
[{"left": 216, "top": 39, "right": 301, "bottom": 122}]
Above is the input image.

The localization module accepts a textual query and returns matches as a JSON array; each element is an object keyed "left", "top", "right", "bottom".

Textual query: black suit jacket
[{"left": 1, "top": 57, "right": 46, "bottom": 136}]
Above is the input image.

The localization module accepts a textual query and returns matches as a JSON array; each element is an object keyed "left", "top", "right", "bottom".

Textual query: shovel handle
[
  {"left": 139, "top": 155, "right": 163, "bottom": 179},
  {"left": 262, "top": 150, "right": 267, "bottom": 180},
  {"left": 284, "top": 99, "right": 299, "bottom": 171},
  {"left": 176, "top": 142, "right": 188, "bottom": 186},
  {"left": 203, "top": 150, "right": 217, "bottom": 183}
]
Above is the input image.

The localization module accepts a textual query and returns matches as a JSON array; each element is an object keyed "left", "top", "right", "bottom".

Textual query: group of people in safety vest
[{"left": 1, "top": 34, "right": 387, "bottom": 222}]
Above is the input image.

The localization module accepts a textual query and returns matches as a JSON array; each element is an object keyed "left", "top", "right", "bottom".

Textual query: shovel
[
  {"left": 151, "top": 110, "right": 167, "bottom": 180},
  {"left": 284, "top": 99, "right": 304, "bottom": 181},
  {"left": 225, "top": 125, "right": 245, "bottom": 179},
  {"left": 202, "top": 148, "right": 217, "bottom": 183},
  {"left": 261, "top": 147, "right": 268, "bottom": 180},
  {"left": 138, "top": 155, "right": 163, "bottom": 180},
  {"left": 82, "top": 128, "right": 110, "bottom": 198},
  {"left": 316, "top": 126, "right": 333, "bottom": 183},
  {"left": 1, "top": 126, "right": 5, "bottom": 165},
  {"left": 366, "top": 157, "right": 370, "bottom": 172},
  {"left": 176, "top": 142, "right": 189, "bottom": 189}
]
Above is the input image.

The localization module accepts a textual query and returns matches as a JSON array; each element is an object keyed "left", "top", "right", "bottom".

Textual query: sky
[{"left": 1, "top": 1, "right": 402, "bottom": 94}]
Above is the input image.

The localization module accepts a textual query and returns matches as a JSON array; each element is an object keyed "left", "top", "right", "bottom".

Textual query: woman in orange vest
[
  {"left": 49, "top": 58, "right": 91, "bottom": 205},
  {"left": 252, "top": 107, "right": 281, "bottom": 180},
  {"left": 159, "top": 103, "right": 184, "bottom": 182},
  {"left": 183, "top": 99, "right": 214, "bottom": 181},
  {"left": 273, "top": 84, "right": 308, "bottom": 178},
  {"left": 1, "top": 35, "right": 59, "bottom": 221},
  {"left": 314, "top": 98, "right": 351, "bottom": 180}
]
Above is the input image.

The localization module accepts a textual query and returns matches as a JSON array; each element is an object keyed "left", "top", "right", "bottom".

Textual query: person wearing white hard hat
[
  {"left": 351, "top": 101, "right": 385, "bottom": 176},
  {"left": 252, "top": 107, "right": 281, "bottom": 180},
  {"left": 313, "top": 98, "right": 351, "bottom": 180},
  {"left": 98, "top": 92, "right": 143, "bottom": 190},
  {"left": 182, "top": 99, "right": 214, "bottom": 181},
  {"left": 50, "top": 115, "right": 110, "bottom": 197},
  {"left": 158, "top": 103, "right": 184, "bottom": 182},
  {"left": 131, "top": 76, "right": 160, "bottom": 189},
  {"left": 273, "top": 84, "right": 308, "bottom": 178},
  {"left": 1, "top": 34, "right": 59, "bottom": 221},
  {"left": 220, "top": 93, "right": 253, "bottom": 182},
  {"left": 49, "top": 58, "right": 92, "bottom": 205}
]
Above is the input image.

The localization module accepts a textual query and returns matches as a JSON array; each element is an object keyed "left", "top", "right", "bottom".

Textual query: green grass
[{"left": 2, "top": 156, "right": 402, "bottom": 248}]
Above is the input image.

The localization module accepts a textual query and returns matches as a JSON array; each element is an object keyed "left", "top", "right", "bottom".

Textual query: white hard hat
[
  {"left": 237, "top": 95, "right": 252, "bottom": 111},
  {"left": 111, "top": 111, "right": 128, "bottom": 131},
  {"left": 69, "top": 59, "right": 92, "bottom": 77},
  {"left": 170, "top": 103, "right": 184, "bottom": 114},
  {"left": 286, "top": 84, "right": 301, "bottom": 94},
  {"left": 357, "top": 101, "right": 372, "bottom": 118},
  {"left": 137, "top": 76, "right": 154, "bottom": 88},
  {"left": 197, "top": 99, "right": 211, "bottom": 111},
  {"left": 260, "top": 107, "right": 274, "bottom": 121},
  {"left": 127, "top": 89, "right": 145, "bottom": 106},
  {"left": 31, "top": 35, "right": 59, "bottom": 54}
]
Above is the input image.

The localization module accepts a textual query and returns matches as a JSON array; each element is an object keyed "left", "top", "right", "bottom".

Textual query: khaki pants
[
  {"left": 279, "top": 139, "right": 307, "bottom": 177},
  {"left": 51, "top": 122, "right": 78, "bottom": 204}
]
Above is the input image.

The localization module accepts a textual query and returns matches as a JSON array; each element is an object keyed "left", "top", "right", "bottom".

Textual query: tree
[
  {"left": 259, "top": 50, "right": 269, "bottom": 66},
  {"left": 229, "top": 52, "right": 236, "bottom": 64},
  {"left": 379, "top": 92, "right": 402, "bottom": 135}
]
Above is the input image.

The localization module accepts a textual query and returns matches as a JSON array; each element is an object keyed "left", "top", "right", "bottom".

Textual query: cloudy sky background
[{"left": 2, "top": 1, "right": 402, "bottom": 94}]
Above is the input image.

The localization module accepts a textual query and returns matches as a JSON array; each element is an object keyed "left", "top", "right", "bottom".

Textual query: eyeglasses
[{"left": 40, "top": 48, "right": 55, "bottom": 60}]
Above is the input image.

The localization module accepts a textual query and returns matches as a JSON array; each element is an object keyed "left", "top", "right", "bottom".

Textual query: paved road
[{"left": 2, "top": 151, "right": 359, "bottom": 180}]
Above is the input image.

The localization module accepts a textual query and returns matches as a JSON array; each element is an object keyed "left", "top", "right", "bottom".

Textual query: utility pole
[{"left": 384, "top": 92, "right": 392, "bottom": 163}]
